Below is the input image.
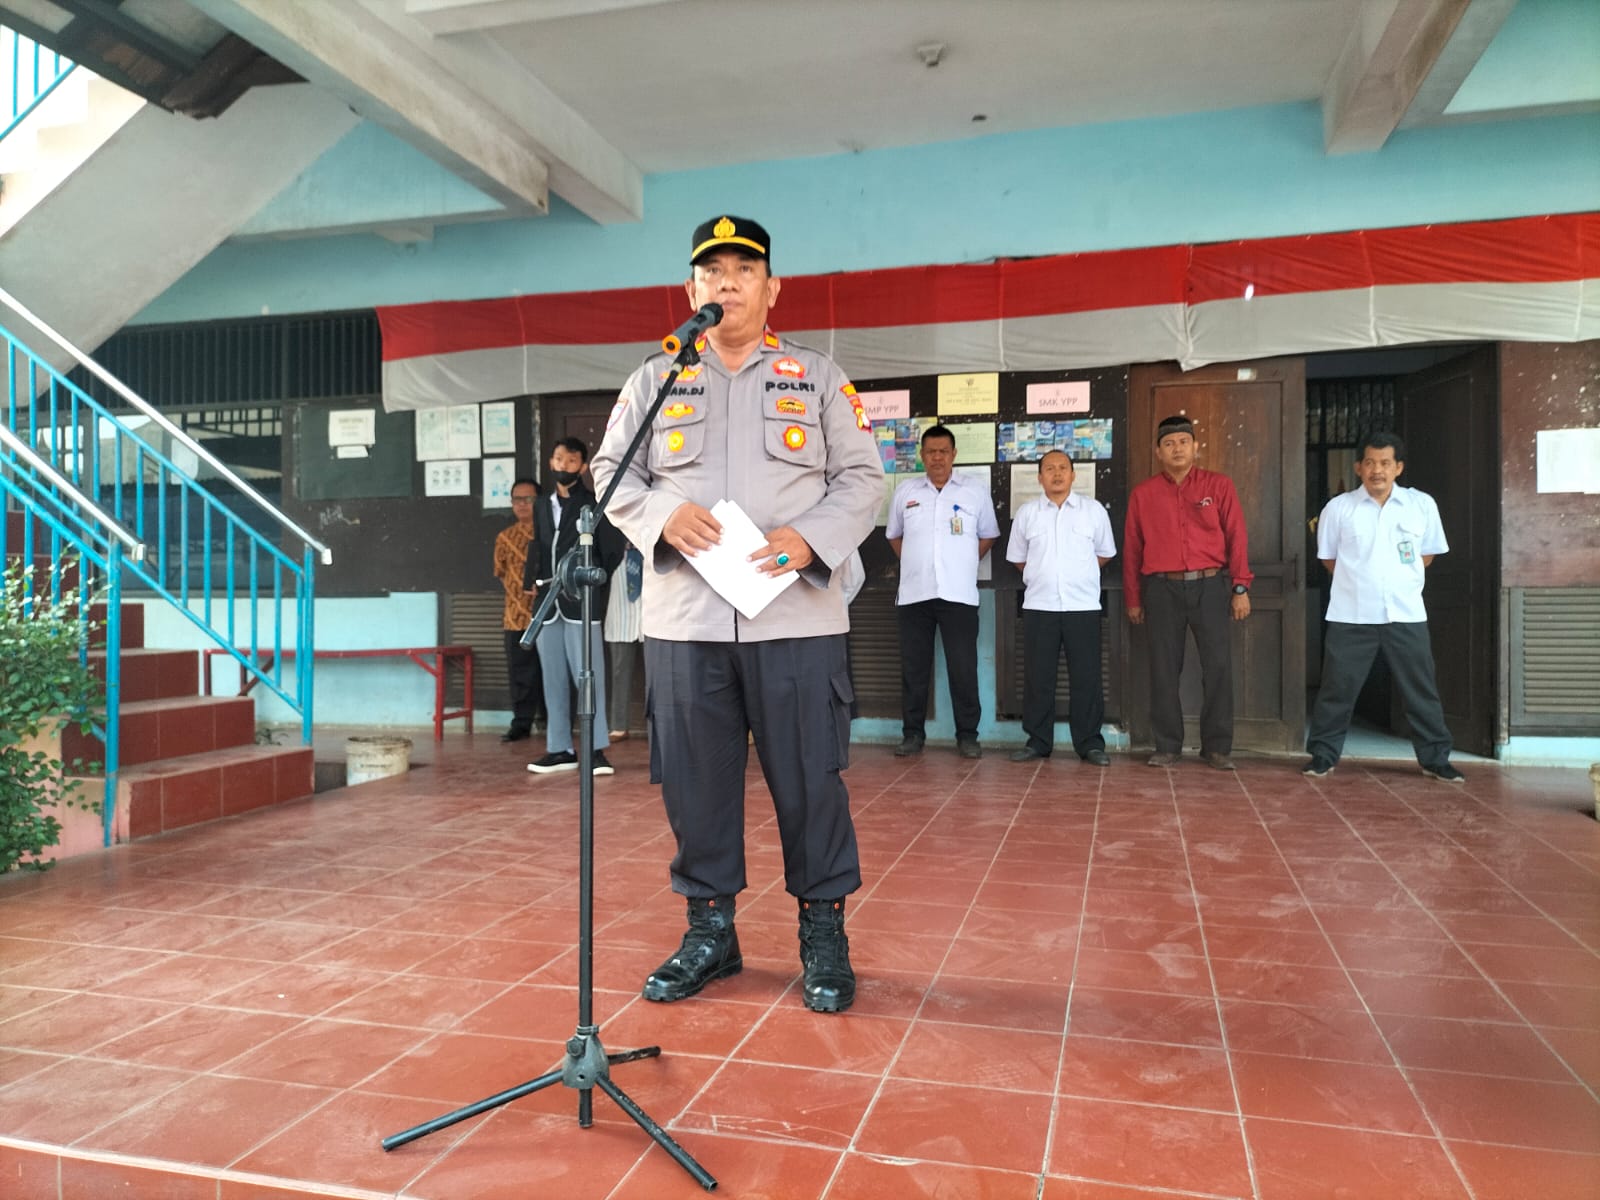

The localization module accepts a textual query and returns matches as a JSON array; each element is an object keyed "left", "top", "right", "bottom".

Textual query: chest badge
[
  {"left": 775, "top": 397, "right": 807, "bottom": 416},
  {"left": 773, "top": 356, "right": 806, "bottom": 379},
  {"left": 782, "top": 425, "right": 807, "bottom": 451},
  {"left": 666, "top": 430, "right": 686, "bottom": 453},
  {"left": 663, "top": 402, "right": 696, "bottom": 419}
]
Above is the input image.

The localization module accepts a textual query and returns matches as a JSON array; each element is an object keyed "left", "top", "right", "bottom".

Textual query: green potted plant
[{"left": 0, "top": 559, "right": 104, "bottom": 873}]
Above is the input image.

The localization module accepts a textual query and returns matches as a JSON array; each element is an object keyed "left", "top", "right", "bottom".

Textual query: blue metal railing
[
  {"left": 1, "top": 424, "right": 144, "bottom": 844},
  {"left": 1, "top": 291, "right": 329, "bottom": 847},
  {"left": 3, "top": 27, "right": 75, "bottom": 144}
]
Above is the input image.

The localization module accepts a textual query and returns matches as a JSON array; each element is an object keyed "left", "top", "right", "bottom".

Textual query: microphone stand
[{"left": 380, "top": 340, "right": 717, "bottom": 1190}]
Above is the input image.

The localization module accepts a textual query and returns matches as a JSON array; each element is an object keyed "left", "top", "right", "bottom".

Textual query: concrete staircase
[
  {"left": 0, "top": 67, "right": 357, "bottom": 368},
  {"left": 5, "top": 510, "right": 313, "bottom": 853}
]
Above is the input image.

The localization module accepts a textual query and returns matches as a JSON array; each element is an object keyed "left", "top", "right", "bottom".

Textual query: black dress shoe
[
  {"left": 500, "top": 728, "right": 531, "bottom": 743},
  {"left": 893, "top": 734, "right": 925, "bottom": 757},
  {"left": 1083, "top": 748, "right": 1111, "bottom": 767},
  {"left": 1009, "top": 746, "right": 1046, "bottom": 762}
]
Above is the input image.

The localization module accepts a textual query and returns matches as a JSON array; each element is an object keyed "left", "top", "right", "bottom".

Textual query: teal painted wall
[{"left": 139, "top": 103, "right": 1600, "bottom": 324}]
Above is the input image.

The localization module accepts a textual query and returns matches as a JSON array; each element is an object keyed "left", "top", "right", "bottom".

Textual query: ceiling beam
[
  {"left": 1321, "top": 0, "right": 1475, "bottom": 154},
  {"left": 187, "top": 0, "right": 550, "bottom": 215},
  {"left": 403, "top": 0, "right": 683, "bottom": 36},
  {"left": 1400, "top": 0, "right": 1518, "bottom": 128},
  {"left": 361, "top": 0, "right": 642, "bottom": 224}
]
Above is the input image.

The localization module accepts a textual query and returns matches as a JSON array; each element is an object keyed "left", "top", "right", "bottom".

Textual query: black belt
[{"left": 1155, "top": 568, "right": 1220, "bottom": 581}]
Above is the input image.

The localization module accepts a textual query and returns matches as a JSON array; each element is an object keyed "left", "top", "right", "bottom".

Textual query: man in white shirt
[
  {"left": 1006, "top": 451, "right": 1117, "bottom": 765},
  {"left": 1304, "top": 431, "right": 1461, "bottom": 783},
  {"left": 886, "top": 425, "right": 999, "bottom": 758}
]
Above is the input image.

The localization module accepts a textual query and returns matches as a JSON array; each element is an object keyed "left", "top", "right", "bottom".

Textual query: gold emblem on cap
[{"left": 713, "top": 216, "right": 736, "bottom": 239}]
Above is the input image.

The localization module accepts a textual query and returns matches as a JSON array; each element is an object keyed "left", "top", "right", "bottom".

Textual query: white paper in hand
[{"left": 682, "top": 498, "right": 797, "bottom": 619}]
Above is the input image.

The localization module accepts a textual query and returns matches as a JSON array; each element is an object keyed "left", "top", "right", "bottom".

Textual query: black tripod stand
[{"left": 380, "top": 335, "right": 719, "bottom": 1190}]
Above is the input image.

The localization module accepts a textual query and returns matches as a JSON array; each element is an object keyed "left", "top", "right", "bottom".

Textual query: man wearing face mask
[
  {"left": 523, "top": 436, "right": 623, "bottom": 776},
  {"left": 590, "top": 215, "right": 883, "bottom": 1014}
]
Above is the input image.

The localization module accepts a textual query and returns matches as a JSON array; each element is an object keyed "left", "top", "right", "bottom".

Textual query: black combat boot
[
  {"left": 797, "top": 897, "right": 855, "bottom": 1013},
  {"left": 642, "top": 896, "right": 742, "bottom": 1002}
]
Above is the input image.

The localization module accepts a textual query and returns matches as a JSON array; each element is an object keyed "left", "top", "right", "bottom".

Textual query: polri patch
[
  {"left": 666, "top": 430, "right": 686, "bottom": 453},
  {"left": 775, "top": 397, "right": 807, "bottom": 416},
  {"left": 663, "top": 402, "right": 696, "bottom": 419},
  {"left": 773, "top": 356, "right": 806, "bottom": 379},
  {"left": 782, "top": 425, "right": 807, "bottom": 451}
]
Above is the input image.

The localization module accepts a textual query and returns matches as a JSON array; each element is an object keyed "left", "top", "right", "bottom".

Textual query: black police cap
[{"left": 691, "top": 215, "right": 770, "bottom": 265}]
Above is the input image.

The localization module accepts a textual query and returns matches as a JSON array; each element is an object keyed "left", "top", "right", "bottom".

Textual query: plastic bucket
[{"left": 346, "top": 736, "right": 413, "bottom": 786}]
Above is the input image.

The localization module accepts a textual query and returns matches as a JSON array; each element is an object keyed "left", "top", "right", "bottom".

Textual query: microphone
[{"left": 661, "top": 303, "right": 723, "bottom": 354}]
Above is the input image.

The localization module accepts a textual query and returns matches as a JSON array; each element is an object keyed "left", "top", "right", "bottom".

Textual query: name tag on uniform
[
  {"left": 950, "top": 515, "right": 963, "bottom": 535},
  {"left": 1397, "top": 539, "right": 1416, "bottom": 564}
]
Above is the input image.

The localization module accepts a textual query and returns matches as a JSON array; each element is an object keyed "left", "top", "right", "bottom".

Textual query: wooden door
[
  {"left": 1126, "top": 360, "right": 1307, "bottom": 752},
  {"left": 1396, "top": 347, "right": 1498, "bottom": 757}
]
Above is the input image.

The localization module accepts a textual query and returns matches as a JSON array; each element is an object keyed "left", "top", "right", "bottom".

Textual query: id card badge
[
  {"left": 950, "top": 515, "right": 963, "bottom": 536},
  {"left": 1397, "top": 539, "right": 1416, "bottom": 565}
]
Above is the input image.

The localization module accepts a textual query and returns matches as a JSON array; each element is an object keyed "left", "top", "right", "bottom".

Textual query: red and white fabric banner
[{"left": 377, "top": 212, "right": 1600, "bottom": 410}]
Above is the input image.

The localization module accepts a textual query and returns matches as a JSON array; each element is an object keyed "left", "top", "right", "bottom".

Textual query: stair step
[
  {"left": 83, "top": 743, "right": 314, "bottom": 840},
  {"left": 62, "top": 694, "right": 256, "bottom": 768},
  {"left": 87, "top": 647, "right": 196, "bottom": 702},
  {"left": 88, "top": 602, "right": 144, "bottom": 649}
]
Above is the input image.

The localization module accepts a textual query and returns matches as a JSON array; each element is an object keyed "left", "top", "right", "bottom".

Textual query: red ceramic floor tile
[
  {"left": 1375, "top": 1011, "right": 1572, "bottom": 1080},
  {"left": 296, "top": 929, "right": 462, "bottom": 974},
  {"left": 866, "top": 870, "right": 986, "bottom": 906},
  {"left": 1066, "top": 986, "right": 1222, "bottom": 1047},
  {"left": 1232, "top": 1051, "right": 1432, "bottom": 1134},
  {"left": 938, "top": 936, "right": 1079, "bottom": 986},
  {"left": 79, "top": 1074, "right": 337, "bottom": 1168},
  {"left": 200, "top": 962, "right": 393, "bottom": 1017},
  {"left": 0, "top": 1056, "right": 191, "bottom": 1143},
  {"left": 1447, "top": 1141, "right": 1600, "bottom": 1200},
  {"left": 91, "top": 1005, "right": 305, "bottom": 1071},
  {"left": 920, "top": 976, "right": 1070, "bottom": 1033},
  {"left": 409, "top": 934, "right": 560, "bottom": 982},
  {"left": 361, "top": 1032, "right": 570, "bottom": 1105},
  {"left": 1042, "top": 1179, "right": 1235, "bottom": 1200},
  {"left": 612, "top": 1134, "right": 843, "bottom": 1199},
  {"left": 0, "top": 943, "right": 173, "bottom": 992},
  {"left": 1498, "top": 980, "right": 1600, "bottom": 1028},
  {"left": 1047, "top": 1096, "right": 1252, "bottom": 1195},
  {"left": 220, "top": 1017, "right": 433, "bottom": 1088},
  {"left": 94, "top": 952, "right": 283, "bottom": 1004},
  {"left": 457, "top": 983, "right": 637, "bottom": 1043},
  {"left": 830, "top": 1152, "right": 1041, "bottom": 1199},
  {"left": 854, "top": 1077, "right": 1052, "bottom": 1173},
  {"left": 323, "top": 972, "right": 509, "bottom": 1031},
  {"left": 1202, "top": 923, "right": 1341, "bottom": 967},
  {"left": 676, "top": 1060, "right": 879, "bottom": 1150},
  {"left": 234, "top": 1087, "right": 470, "bottom": 1194},
  {"left": 1077, "top": 916, "right": 1203, "bottom": 957},
  {"left": 1432, "top": 910, "right": 1588, "bottom": 949},
  {"left": 0, "top": 1144, "right": 58, "bottom": 1199},
  {"left": 1245, "top": 1118, "right": 1470, "bottom": 1199},
  {"left": 1349, "top": 969, "right": 1521, "bottom": 1021},
  {"left": 1069, "top": 946, "right": 1213, "bottom": 996},
  {"left": 399, "top": 1108, "right": 650, "bottom": 1200},
  {"left": 735, "top": 1005, "right": 907, "bottom": 1074},
  {"left": 600, "top": 996, "right": 771, "bottom": 1060},
  {"left": 1465, "top": 943, "right": 1600, "bottom": 989},
  {"left": 1210, "top": 958, "right": 1365, "bottom": 1009},
  {"left": 1219, "top": 998, "right": 1393, "bottom": 1063},
  {"left": 1057, "top": 1034, "right": 1234, "bottom": 1111},
  {"left": 973, "top": 880, "right": 1085, "bottom": 914},
  {"left": 893, "top": 1020, "right": 1062, "bottom": 1094},
  {"left": 1328, "top": 933, "right": 1481, "bottom": 977},
  {"left": 57, "top": 1157, "right": 217, "bottom": 1198},
  {"left": 0, "top": 991, "right": 183, "bottom": 1055},
  {"left": 1408, "top": 1069, "right": 1600, "bottom": 1153},
  {"left": 1538, "top": 1023, "right": 1600, "bottom": 1089}
]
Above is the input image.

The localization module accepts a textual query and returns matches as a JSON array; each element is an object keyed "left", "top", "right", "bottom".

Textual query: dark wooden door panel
[
  {"left": 1126, "top": 360, "right": 1307, "bottom": 752},
  {"left": 1397, "top": 347, "right": 1498, "bottom": 757}
]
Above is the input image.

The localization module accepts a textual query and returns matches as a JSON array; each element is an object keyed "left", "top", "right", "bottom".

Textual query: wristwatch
[{"left": 1232, "top": 584, "right": 1249, "bottom": 595}]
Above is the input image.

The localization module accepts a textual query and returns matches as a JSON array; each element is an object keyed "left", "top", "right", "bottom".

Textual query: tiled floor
[{"left": 1, "top": 735, "right": 1597, "bottom": 1199}]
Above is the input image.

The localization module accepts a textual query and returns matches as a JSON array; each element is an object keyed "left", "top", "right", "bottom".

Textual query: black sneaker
[
  {"left": 1302, "top": 756, "right": 1335, "bottom": 778},
  {"left": 1422, "top": 762, "right": 1465, "bottom": 784},
  {"left": 591, "top": 751, "right": 614, "bottom": 777},
  {"left": 527, "top": 751, "right": 578, "bottom": 774}
]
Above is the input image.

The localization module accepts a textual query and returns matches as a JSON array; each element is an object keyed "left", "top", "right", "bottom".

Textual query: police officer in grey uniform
[{"left": 590, "top": 215, "right": 884, "bottom": 1013}]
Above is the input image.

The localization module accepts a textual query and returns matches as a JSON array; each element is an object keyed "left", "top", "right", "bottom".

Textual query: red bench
[{"left": 202, "top": 646, "right": 474, "bottom": 740}]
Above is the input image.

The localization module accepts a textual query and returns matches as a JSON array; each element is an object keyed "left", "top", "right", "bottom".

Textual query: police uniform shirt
[
  {"left": 886, "top": 472, "right": 998, "bottom": 607},
  {"left": 590, "top": 330, "right": 885, "bottom": 643},
  {"left": 1006, "top": 492, "right": 1117, "bottom": 612},
  {"left": 1317, "top": 485, "right": 1447, "bottom": 624}
]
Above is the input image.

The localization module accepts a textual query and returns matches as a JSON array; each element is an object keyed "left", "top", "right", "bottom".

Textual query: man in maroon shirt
[{"left": 1123, "top": 415, "right": 1252, "bottom": 769}]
